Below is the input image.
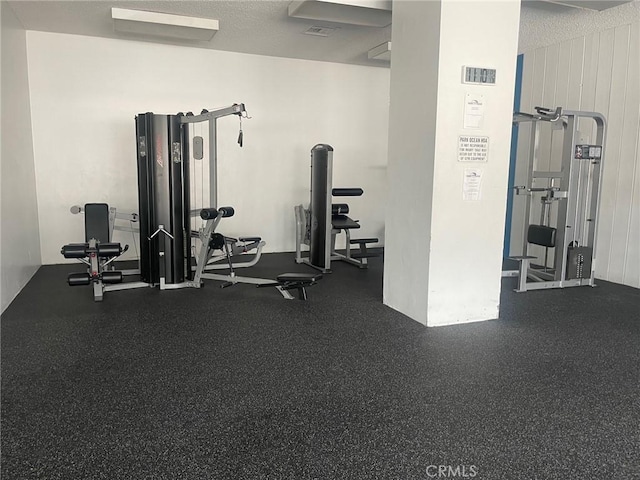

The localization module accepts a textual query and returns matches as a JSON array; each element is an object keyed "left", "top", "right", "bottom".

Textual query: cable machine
[
  {"left": 135, "top": 104, "right": 248, "bottom": 289},
  {"left": 62, "top": 103, "right": 321, "bottom": 301},
  {"left": 507, "top": 107, "right": 606, "bottom": 292}
]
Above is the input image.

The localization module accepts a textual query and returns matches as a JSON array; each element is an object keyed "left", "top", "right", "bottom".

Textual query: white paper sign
[
  {"left": 464, "top": 93, "right": 485, "bottom": 129},
  {"left": 463, "top": 168, "right": 483, "bottom": 201},
  {"left": 458, "top": 135, "right": 489, "bottom": 162}
]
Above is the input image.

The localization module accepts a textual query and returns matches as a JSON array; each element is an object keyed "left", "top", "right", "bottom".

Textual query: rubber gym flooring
[{"left": 2, "top": 253, "right": 639, "bottom": 479}]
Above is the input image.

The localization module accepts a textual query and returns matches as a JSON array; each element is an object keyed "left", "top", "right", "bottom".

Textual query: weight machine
[
  {"left": 61, "top": 203, "right": 148, "bottom": 301},
  {"left": 193, "top": 206, "right": 322, "bottom": 299},
  {"left": 295, "top": 144, "right": 380, "bottom": 273},
  {"left": 134, "top": 104, "right": 250, "bottom": 289},
  {"left": 69, "top": 204, "right": 141, "bottom": 276},
  {"left": 507, "top": 107, "right": 606, "bottom": 292},
  {"left": 62, "top": 103, "right": 320, "bottom": 300},
  {"left": 135, "top": 103, "right": 285, "bottom": 292}
]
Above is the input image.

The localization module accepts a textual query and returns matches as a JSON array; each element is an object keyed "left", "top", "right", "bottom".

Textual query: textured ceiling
[
  {"left": 6, "top": 0, "right": 393, "bottom": 67},
  {"left": 520, "top": 0, "right": 639, "bottom": 52},
  {"left": 6, "top": 0, "right": 639, "bottom": 67}
]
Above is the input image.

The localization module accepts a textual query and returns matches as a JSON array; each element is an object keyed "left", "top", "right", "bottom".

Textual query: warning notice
[{"left": 458, "top": 135, "right": 489, "bottom": 162}]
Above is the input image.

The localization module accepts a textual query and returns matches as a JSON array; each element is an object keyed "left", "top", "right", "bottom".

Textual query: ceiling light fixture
[
  {"left": 111, "top": 8, "right": 220, "bottom": 41},
  {"left": 535, "top": 0, "right": 632, "bottom": 11},
  {"left": 304, "top": 25, "right": 339, "bottom": 37},
  {"left": 288, "top": 0, "right": 392, "bottom": 27}
]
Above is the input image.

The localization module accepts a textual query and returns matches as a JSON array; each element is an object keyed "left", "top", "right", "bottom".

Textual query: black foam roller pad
[
  {"left": 97, "top": 243, "right": 122, "bottom": 257},
  {"left": 101, "top": 271, "right": 123, "bottom": 284},
  {"left": 200, "top": 208, "right": 219, "bottom": 220},
  {"left": 61, "top": 244, "right": 89, "bottom": 259},
  {"left": 332, "top": 188, "right": 363, "bottom": 197},
  {"left": 67, "top": 272, "right": 90, "bottom": 286},
  {"left": 218, "top": 206, "right": 235, "bottom": 218}
]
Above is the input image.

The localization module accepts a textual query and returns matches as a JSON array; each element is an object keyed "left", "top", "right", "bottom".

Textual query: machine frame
[{"left": 507, "top": 107, "right": 606, "bottom": 292}]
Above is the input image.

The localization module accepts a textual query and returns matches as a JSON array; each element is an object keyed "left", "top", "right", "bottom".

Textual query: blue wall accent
[{"left": 503, "top": 54, "right": 524, "bottom": 258}]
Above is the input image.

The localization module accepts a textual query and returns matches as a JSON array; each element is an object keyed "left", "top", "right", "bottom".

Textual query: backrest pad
[{"left": 84, "top": 203, "right": 110, "bottom": 243}]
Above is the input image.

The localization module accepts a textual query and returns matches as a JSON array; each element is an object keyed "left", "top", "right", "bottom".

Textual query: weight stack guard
[
  {"left": 135, "top": 113, "right": 192, "bottom": 286},
  {"left": 309, "top": 144, "right": 333, "bottom": 271}
]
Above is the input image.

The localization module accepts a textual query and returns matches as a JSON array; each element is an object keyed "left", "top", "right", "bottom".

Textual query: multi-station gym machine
[
  {"left": 62, "top": 104, "right": 320, "bottom": 301},
  {"left": 134, "top": 104, "right": 250, "bottom": 289},
  {"left": 506, "top": 107, "right": 606, "bottom": 292}
]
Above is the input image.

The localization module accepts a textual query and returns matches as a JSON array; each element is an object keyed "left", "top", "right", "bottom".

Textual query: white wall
[
  {"left": 428, "top": 0, "right": 520, "bottom": 325},
  {"left": 384, "top": 0, "right": 441, "bottom": 324},
  {"left": 26, "top": 32, "right": 390, "bottom": 265},
  {"left": 384, "top": 0, "right": 520, "bottom": 326},
  {"left": 512, "top": 20, "right": 640, "bottom": 288},
  {"left": 1, "top": 2, "right": 41, "bottom": 313}
]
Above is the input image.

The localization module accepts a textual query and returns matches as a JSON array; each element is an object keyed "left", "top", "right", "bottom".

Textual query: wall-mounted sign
[
  {"left": 463, "top": 93, "right": 485, "bottom": 129},
  {"left": 463, "top": 168, "right": 483, "bottom": 201},
  {"left": 458, "top": 135, "right": 489, "bottom": 162}
]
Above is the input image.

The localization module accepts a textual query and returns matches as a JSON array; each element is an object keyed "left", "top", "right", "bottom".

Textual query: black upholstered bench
[{"left": 276, "top": 273, "right": 323, "bottom": 300}]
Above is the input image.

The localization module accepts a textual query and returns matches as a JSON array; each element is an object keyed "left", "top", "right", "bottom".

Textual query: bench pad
[
  {"left": 277, "top": 273, "right": 323, "bottom": 284},
  {"left": 332, "top": 215, "right": 360, "bottom": 230}
]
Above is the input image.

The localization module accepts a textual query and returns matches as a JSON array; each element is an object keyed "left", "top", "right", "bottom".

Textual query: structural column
[{"left": 383, "top": 0, "right": 521, "bottom": 326}]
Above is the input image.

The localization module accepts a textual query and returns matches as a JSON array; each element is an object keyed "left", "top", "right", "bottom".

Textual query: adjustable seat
[
  {"left": 60, "top": 203, "right": 125, "bottom": 300},
  {"left": 509, "top": 225, "right": 557, "bottom": 293}
]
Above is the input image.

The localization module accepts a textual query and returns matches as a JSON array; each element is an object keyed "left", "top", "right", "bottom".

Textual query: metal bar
[
  {"left": 517, "top": 278, "right": 591, "bottom": 291},
  {"left": 532, "top": 171, "right": 563, "bottom": 179},
  {"left": 201, "top": 241, "right": 265, "bottom": 271},
  {"left": 553, "top": 114, "right": 574, "bottom": 281},
  {"left": 294, "top": 205, "right": 306, "bottom": 264},
  {"left": 104, "top": 282, "right": 151, "bottom": 292},
  {"left": 516, "top": 258, "right": 530, "bottom": 292},
  {"left": 586, "top": 114, "right": 606, "bottom": 283},
  {"left": 179, "top": 104, "right": 245, "bottom": 124},
  {"left": 521, "top": 120, "right": 537, "bottom": 257},
  {"left": 192, "top": 218, "right": 218, "bottom": 284},
  {"left": 208, "top": 115, "right": 221, "bottom": 211}
]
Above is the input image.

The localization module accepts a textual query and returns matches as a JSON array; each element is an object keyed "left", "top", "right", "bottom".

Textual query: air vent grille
[{"left": 304, "top": 25, "right": 338, "bottom": 37}]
